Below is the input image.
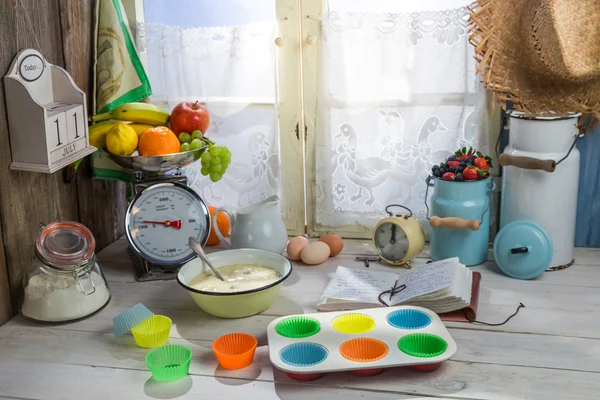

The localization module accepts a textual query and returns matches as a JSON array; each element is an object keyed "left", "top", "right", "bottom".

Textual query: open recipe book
[{"left": 317, "top": 258, "right": 480, "bottom": 319}]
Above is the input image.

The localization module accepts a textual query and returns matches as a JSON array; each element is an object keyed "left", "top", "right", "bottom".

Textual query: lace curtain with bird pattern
[
  {"left": 137, "top": 1, "right": 280, "bottom": 210},
  {"left": 315, "top": 1, "right": 489, "bottom": 229}
]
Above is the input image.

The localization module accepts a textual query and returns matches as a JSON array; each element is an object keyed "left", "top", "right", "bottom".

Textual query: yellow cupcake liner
[
  {"left": 131, "top": 315, "right": 172, "bottom": 348},
  {"left": 331, "top": 313, "right": 376, "bottom": 334}
]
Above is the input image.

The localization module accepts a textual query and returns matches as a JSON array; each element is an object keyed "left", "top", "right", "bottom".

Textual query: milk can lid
[{"left": 493, "top": 221, "right": 553, "bottom": 280}]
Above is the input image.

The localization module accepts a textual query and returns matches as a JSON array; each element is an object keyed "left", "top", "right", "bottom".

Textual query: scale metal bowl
[{"left": 105, "top": 145, "right": 207, "bottom": 173}]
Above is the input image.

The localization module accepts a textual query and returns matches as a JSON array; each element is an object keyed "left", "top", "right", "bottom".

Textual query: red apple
[{"left": 170, "top": 101, "right": 211, "bottom": 135}]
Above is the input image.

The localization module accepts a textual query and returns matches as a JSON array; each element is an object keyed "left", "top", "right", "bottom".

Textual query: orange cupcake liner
[
  {"left": 339, "top": 338, "right": 388, "bottom": 363},
  {"left": 212, "top": 333, "right": 258, "bottom": 370}
]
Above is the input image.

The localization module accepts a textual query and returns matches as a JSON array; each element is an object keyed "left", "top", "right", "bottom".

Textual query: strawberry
[
  {"left": 473, "top": 157, "right": 490, "bottom": 171},
  {"left": 447, "top": 161, "right": 460, "bottom": 168},
  {"left": 462, "top": 167, "right": 478, "bottom": 181},
  {"left": 441, "top": 172, "right": 456, "bottom": 180}
]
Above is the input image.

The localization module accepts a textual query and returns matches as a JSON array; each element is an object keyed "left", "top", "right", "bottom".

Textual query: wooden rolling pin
[
  {"left": 498, "top": 154, "right": 556, "bottom": 172},
  {"left": 430, "top": 216, "right": 480, "bottom": 231}
]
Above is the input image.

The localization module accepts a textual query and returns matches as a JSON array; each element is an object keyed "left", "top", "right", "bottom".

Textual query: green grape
[
  {"left": 210, "top": 172, "right": 222, "bottom": 182},
  {"left": 201, "top": 167, "right": 210, "bottom": 176},
  {"left": 210, "top": 164, "right": 222, "bottom": 173},
  {"left": 201, "top": 151, "right": 211, "bottom": 163},
  {"left": 180, "top": 142, "right": 191, "bottom": 152},
  {"left": 211, "top": 146, "right": 222, "bottom": 157},
  {"left": 178, "top": 132, "right": 192, "bottom": 143},
  {"left": 190, "top": 139, "right": 204, "bottom": 150},
  {"left": 210, "top": 156, "right": 221, "bottom": 165},
  {"left": 192, "top": 130, "right": 203, "bottom": 140}
]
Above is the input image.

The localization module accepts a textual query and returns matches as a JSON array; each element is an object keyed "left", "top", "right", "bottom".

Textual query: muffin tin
[{"left": 267, "top": 306, "right": 456, "bottom": 379}]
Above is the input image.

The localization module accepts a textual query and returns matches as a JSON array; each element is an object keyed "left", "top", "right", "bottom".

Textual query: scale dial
[
  {"left": 125, "top": 182, "right": 210, "bottom": 265},
  {"left": 374, "top": 222, "right": 410, "bottom": 264}
]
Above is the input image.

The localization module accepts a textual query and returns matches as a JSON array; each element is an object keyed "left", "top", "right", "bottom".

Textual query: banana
[
  {"left": 89, "top": 119, "right": 128, "bottom": 149},
  {"left": 92, "top": 103, "right": 170, "bottom": 125},
  {"left": 128, "top": 123, "right": 155, "bottom": 138}
]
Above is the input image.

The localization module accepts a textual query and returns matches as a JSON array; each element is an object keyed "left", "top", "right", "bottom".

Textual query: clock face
[{"left": 374, "top": 222, "right": 409, "bottom": 263}]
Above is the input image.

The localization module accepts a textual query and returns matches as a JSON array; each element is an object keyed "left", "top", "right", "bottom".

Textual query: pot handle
[
  {"left": 430, "top": 216, "right": 480, "bottom": 231},
  {"left": 498, "top": 154, "right": 556, "bottom": 172},
  {"left": 213, "top": 208, "right": 235, "bottom": 248},
  {"left": 424, "top": 176, "right": 435, "bottom": 219}
]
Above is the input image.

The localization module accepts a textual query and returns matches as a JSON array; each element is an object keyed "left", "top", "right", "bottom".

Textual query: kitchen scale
[{"left": 107, "top": 148, "right": 211, "bottom": 282}]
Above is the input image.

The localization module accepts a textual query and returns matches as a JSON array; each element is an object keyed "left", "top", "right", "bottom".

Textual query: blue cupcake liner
[
  {"left": 386, "top": 309, "right": 431, "bottom": 330},
  {"left": 279, "top": 343, "right": 328, "bottom": 367},
  {"left": 113, "top": 303, "right": 154, "bottom": 337}
]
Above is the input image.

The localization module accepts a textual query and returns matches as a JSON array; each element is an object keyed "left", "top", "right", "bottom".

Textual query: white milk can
[{"left": 499, "top": 112, "right": 581, "bottom": 269}]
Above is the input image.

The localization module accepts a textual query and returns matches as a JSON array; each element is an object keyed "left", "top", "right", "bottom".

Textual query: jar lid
[
  {"left": 493, "top": 221, "right": 553, "bottom": 280},
  {"left": 36, "top": 221, "right": 96, "bottom": 269}
]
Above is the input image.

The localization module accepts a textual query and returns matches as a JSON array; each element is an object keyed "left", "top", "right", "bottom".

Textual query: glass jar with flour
[{"left": 21, "top": 221, "right": 111, "bottom": 322}]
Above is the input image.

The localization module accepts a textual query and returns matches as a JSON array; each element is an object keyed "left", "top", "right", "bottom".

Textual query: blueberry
[
  {"left": 460, "top": 161, "right": 466, "bottom": 166},
  {"left": 432, "top": 165, "right": 439, "bottom": 173},
  {"left": 433, "top": 170, "right": 441, "bottom": 177},
  {"left": 455, "top": 173, "right": 463, "bottom": 181},
  {"left": 449, "top": 155, "right": 457, "bottom": 161},
  {"left": 439, "top": 168, "right": 446, "bottom": 174},
  {"left": 449, "top": 166, "right": 456, "bottom": 173},
  {"left": 457, "top": 166, "right": 464, "bottom": 172}
]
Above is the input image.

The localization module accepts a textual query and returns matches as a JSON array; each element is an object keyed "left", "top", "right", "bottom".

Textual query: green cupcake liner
[
  {"left": 275, "top": 316, "right": 321, "bottom": 339},
  {"left": 146, "top": 344, "right": 193, "bottom": 382},
  {"left": 398, "top": 333, "right": 448, "bottom": 358}
]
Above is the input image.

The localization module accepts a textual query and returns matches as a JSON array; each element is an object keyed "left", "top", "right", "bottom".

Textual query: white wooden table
[{"left": 0, "top": 238, "right": 599, "bottom": 400}]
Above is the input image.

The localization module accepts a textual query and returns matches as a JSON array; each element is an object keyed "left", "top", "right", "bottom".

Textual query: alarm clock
[{"left": 372, "top": 205, "right": 425, "bottom": 268}]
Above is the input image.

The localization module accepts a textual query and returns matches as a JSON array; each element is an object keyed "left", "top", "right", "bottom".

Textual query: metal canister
[
  {"left": 426, "top": 176, "right": 495, "bottom": 266},
  {"left": 498, "top": 111, "right": 581, "bottom": 269}
]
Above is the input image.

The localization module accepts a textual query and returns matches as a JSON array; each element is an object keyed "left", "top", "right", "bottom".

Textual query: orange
[
  {"left": 138, "top": 126, "right": 180, "bottom": 156},
  {"left": 207, "top": 206, "right": 231, "bottom": 246}
]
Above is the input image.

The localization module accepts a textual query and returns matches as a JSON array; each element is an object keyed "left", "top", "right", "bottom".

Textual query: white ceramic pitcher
[{"left": 213, "top": 195, "right": 288, "bottom": 254}]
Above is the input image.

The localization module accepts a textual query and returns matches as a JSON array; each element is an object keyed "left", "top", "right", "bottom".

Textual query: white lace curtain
[
  {"left": 136, "top": 0, "right": 280, "bottom": 210},
  {"left": 315, "top": 0, "right": 489, "bottom": 228}
]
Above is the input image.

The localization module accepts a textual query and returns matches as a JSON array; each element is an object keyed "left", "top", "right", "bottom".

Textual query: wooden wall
[{"left": 0, "top": 0, "right": 126, "bottom": 324}]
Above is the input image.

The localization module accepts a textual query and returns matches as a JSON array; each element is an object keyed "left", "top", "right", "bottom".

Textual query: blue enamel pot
[{"left": 426, "top": 176, "right": 495, "bottom": 266}]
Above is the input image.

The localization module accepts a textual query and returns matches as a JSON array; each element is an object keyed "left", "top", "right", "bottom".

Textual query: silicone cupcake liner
[
  {"left": 386, "top": 309, "right": 431, "bottom": 330},
  {"left": 212, "top": 333, "right": 258, "bottom": 370},
  {"left": 409, "top": 362, "right": 443, "bottom": 373},
  {"left": 398, "top": 333, "right": 448, "bottom": 358},
  {"left": 331, "top": 313, "right": 376, "bottom": 334},
  {"left": 146, "top": 344, "right": 193, "bottom": 382},
  {"left": 285, "top": 372, "right": 326, "bottom": 381},
  {"left": 131, "top": 315, "right": 172, "bottom": 348},
  {"left": 275, "top": 316, "right": 321, "bottom": 339},
  {"left": 113, "top": 303, "right": 154, "bottom": 337},
  {"left": 279, "top": 343, "right": 328, "bottom": 367},
  {"left": 339, "top": 338, "right": 388, "bottom": 363}
]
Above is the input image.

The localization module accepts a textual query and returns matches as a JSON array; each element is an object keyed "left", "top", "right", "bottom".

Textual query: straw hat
[{"left": 468, "top": 0, "right": 600, "bottom": 128}]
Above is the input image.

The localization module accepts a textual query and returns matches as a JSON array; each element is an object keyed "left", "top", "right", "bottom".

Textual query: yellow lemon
[{"left": 106, "top": 123, "right": 138, "bottom": 156}]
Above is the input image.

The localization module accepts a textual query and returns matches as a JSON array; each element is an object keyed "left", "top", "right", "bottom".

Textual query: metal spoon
[{"left": 188, "top": 237, "right": 225, "bottom": 281}]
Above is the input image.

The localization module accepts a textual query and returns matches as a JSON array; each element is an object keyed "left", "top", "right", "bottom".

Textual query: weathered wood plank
[
  {"left": 0, "top": 0, "right": 81, "bottom": 313},
  {"left": 58, "top": 0, "right": 127, "bottom": 251},
  {"left": 0, "top": 359, "right": 459, "bottom": 400},
  {"left": 0, "top": 325, "right": 598, "bottom": 400}
]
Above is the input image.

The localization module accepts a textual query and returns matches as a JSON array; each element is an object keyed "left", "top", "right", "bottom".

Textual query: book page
[
  {"left": 318, "top": 266, "right": 398, "bottom": 305},
  {"left": 390, "top": 258, "right": 459, "bottom": 305}
]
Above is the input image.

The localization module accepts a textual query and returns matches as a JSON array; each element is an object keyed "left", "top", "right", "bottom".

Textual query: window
[{"left": 131, "top": 0, "right": 499, "bottom": 239}]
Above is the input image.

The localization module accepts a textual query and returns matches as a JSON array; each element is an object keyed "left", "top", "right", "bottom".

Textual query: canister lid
[
  {"left": 36, "top": 221, "right": 96, "bottom": 269},
  {"left": 493, "top": 221, "right": 552, "bottom": 280}
]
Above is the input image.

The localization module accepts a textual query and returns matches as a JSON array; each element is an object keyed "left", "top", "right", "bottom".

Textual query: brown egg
[
  {"left": 319, "top": 234, "right": 344, "bottom": 257},
  {"left": 286, "top": 236, "right": 309, "bottom": 261},
  {"left": 300, "top": 241, "right": 331, "bottom": 265}
]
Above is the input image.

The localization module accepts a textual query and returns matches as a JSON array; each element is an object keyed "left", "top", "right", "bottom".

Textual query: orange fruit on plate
[
  {"left": 207, "top": 206, "right": 231, "bottom": 246},
  {"left": 138, "top": 126, "right": 180, "bottom": 156}
]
